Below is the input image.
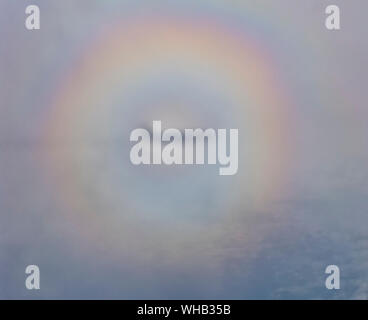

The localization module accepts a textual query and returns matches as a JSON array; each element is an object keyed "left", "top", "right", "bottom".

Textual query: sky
[{"left": 0, "top": 0, "right": 367, "bottom": 299}]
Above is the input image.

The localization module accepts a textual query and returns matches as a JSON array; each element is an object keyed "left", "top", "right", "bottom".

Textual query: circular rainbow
[{"left": 42, "top": 12, "right": 295, "bottom": 257}]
